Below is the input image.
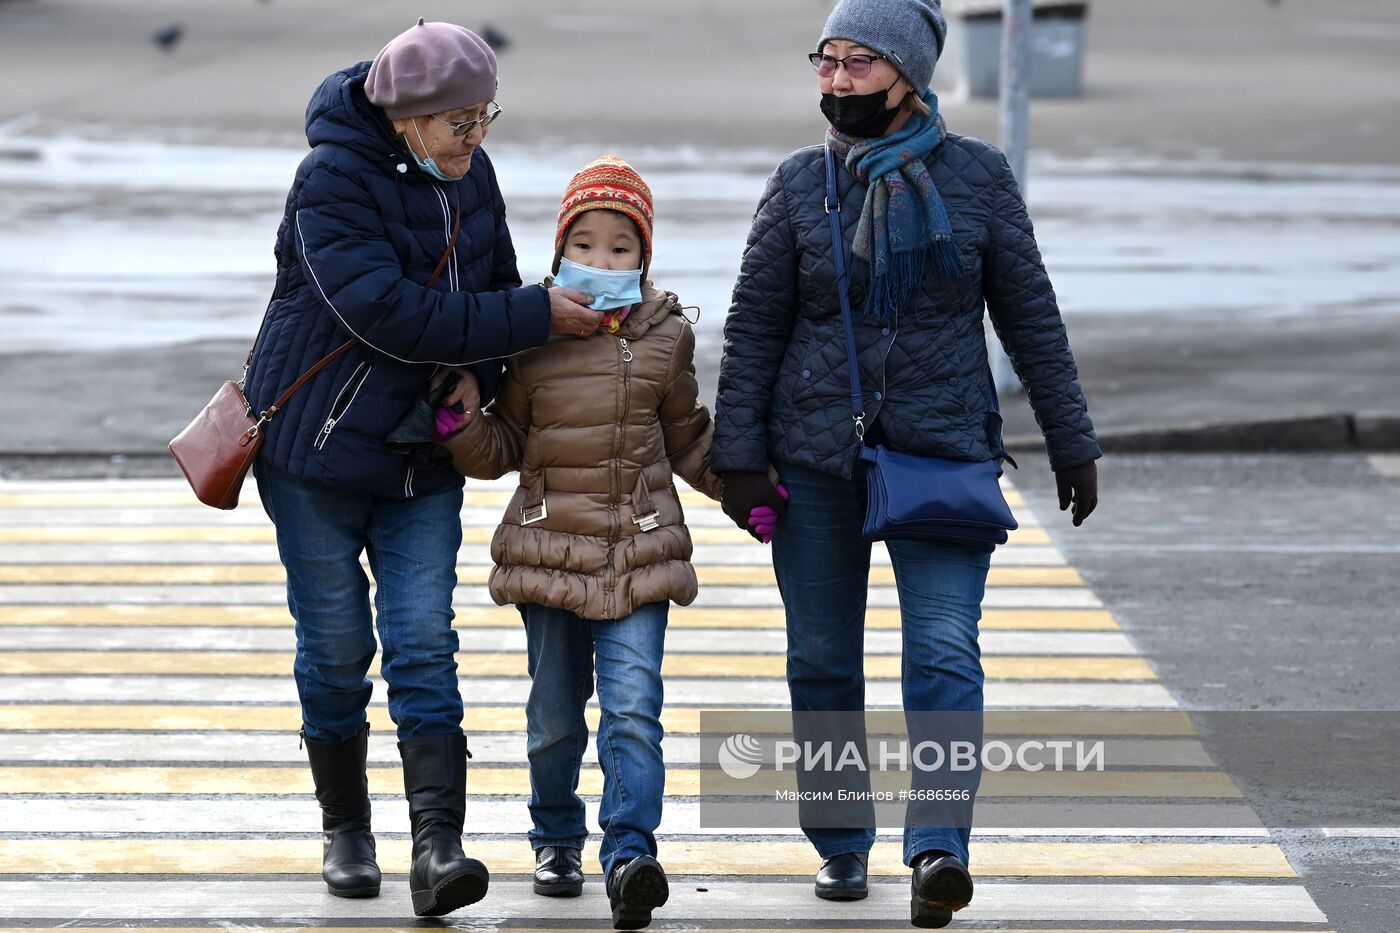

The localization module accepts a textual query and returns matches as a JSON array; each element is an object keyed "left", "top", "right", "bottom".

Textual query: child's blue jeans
[{"left": 519, "top": 601, "right": 668, "bottom": 881}]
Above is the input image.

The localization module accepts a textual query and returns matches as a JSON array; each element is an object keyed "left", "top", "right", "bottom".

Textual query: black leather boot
[
  {"left": 910, "top": 850, "right": 973, "bottom": 929},
  {"left": 814, "top": 851, "right": 868, "bottom": 900},
  {"left": 533, "top": 845, "right": 584, "bottom": 897},
  {"left": 399, "top": 733, "right": 489, "bottom": 916},
  {"left": 607, "top": 855, "right": 669, "bottom": 930},
  {"left": 303, "top": 725, "right": 380, "bottom": 898}
]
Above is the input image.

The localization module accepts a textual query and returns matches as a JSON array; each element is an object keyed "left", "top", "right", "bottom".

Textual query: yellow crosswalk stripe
[
  {"left": 0, "top": 651, "right": 1156, "bottom": 681},
  {"left": 0, "top": 488, "right": 1028, "bottom": 511},
  {"left": 0, "top": 705, "right": 1197, "bottom": 736},
  {"left": 0, "top": 524, "right": 1053, "bottom": 546},
  {"left": 0, "top": 765, "right": 1241, "bottom": 798},
  {"left": 0, "top": 604, "right": 1119, "bottom": 630},
  {"left": 0, "top": 838, "right": 1286, "bottom": 876},
  {"left": 0, "top": 563, "right": 1079, "bottom": 587},
  {"left": 0, "top": 526, "right": 281, "bottom": 543}
]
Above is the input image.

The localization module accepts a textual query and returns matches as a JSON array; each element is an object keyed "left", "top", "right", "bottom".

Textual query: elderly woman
[
  {"left": 713, "top": 0, "right": 1100, "bottom": 926},
  {"left": 243, "top": 19, "right": 599, "bottom": 918}
]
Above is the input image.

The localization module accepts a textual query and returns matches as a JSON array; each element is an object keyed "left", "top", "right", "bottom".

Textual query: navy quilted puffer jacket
[
  {"left": 244, "top": 61, "right": 550, "bottom": 499},
  {"left": 713, "top": 135, "right": 1100, "bottom": 479}
]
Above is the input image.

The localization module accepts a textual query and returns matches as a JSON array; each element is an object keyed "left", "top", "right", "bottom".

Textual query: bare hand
[
  {"left": 1055, "top": 460, "right": 1099, "bottom": 527},
  {"left": 549, "top": 286, "right": 604, "bottom": 337},
  {"left": 429, "top": 367, "right": 480, "bottom": 413}
]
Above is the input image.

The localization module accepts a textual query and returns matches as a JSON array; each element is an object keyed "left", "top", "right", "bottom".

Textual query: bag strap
[
  {"left": 824, "top": 145, "right": 867, "bottom": 442},
  {"left": 822, "top": 146, "right": 1004, "bottom": 446},
  {"left": 249, "top": 186, "right": 464, "bottom": 433}
]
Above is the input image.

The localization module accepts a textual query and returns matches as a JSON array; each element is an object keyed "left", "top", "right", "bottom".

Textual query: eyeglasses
[
  {"left": 808, "top": 52, "right": 888, "bottom": 79},
  {"left": 432, "top": 101, "right": 503, "bottom": 137}
]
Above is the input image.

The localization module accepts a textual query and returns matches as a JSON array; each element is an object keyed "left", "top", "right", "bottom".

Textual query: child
[{"left": 440, "top": 155, "right": 726, "bottom": 930}]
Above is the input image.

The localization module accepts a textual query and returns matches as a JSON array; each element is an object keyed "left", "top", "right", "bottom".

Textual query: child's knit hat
[{"left": 553, "top": 155, "right": 655, "bottom": 279}]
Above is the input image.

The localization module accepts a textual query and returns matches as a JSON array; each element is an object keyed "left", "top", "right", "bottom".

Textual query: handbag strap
[
  {"left": 824, "top": 145, "right": 868, "bottom": 441},
  {"left": 822, "top": 145, "right": 1002, "bottom": 447},
  {"left": 250, "top": 186, "right": 464, "bottom": 434}
]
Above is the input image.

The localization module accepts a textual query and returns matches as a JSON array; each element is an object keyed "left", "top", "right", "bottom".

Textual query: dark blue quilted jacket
[
  {"left": 713, "top": 135, "right": 1100, "bottom": 479},
  {"left": 244, "top": 61, "right": 550, "bottom": 499}
]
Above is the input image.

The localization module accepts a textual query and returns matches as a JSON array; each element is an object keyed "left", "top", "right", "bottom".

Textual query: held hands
[
  {"left": 548, "top": 286, "right": 604, "bottom": 337},
  {"left": 720, "top": 471, "right": 790, "bottom": 543},
  {"left": 433, "top": 407, "right": 468, "bottom": 443},
  {"left": 748, "top": 484, "right": 789, "bottom": 543},
  {"left": 429, "top": 367, "right": 481, "bottom": 443},
  {"left": 1055, "top": 460, "right": 1099, "bottom": 527}
]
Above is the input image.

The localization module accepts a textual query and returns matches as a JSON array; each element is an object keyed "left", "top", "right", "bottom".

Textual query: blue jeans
[
  {"left": 519, "top": 601, "right": 668, "bottom": 881},
  {"left": 254, "top": 462, "right": 465, "bottom": 743},
  {"left": 771, "top": 460, "right": 991, "bottom": 867}
]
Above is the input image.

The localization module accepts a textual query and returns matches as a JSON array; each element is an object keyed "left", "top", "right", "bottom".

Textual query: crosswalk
[{"left": 0, "top": 476, "right": 1332, "bottom": 930}]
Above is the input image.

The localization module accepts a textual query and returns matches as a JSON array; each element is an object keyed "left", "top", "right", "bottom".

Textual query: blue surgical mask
[
  {"left": 408, "top": 120, "right": 459, "bottom": 183},
  {"left": 554, "top": 256, "right": 645, "bottom": 311}
]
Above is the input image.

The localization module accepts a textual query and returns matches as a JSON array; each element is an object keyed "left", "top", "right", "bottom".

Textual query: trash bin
[{"left": 937, "top": 1, "right": 1089, "bottom": 99}]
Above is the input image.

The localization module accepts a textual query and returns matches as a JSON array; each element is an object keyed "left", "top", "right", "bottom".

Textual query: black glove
[
  {"left": 720, "top": 471, "right": 788, "bottom": 541},
  {"left": 1055, "top": 460, "right": 1099, "bottom": 527},
  {"left": 385, "top": 372, "right": 459, "bottom": 469}
]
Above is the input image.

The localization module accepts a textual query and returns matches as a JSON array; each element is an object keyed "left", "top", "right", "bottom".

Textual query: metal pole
[
  {"left": 999, "top": 0, "right": 1033, "bottom": 195},
  {"left": 989, "top": 0, "right": 1033, "bottom": 396}
]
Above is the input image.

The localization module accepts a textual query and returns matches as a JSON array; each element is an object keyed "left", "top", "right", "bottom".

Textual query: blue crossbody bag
[{"left": 823, "top": 145, "right": 1018, "bottom": 552}]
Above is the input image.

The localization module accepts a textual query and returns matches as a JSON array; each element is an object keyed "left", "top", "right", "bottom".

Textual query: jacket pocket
[{"left": 314, "top": 361, "right": 372, "bottom": 451}]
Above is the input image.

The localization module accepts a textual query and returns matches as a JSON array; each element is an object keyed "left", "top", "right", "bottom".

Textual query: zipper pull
[
  {"left": 298, "top": 729, "right": 305, "bottom": 751},
  {"left": 620, "top": 338, "right": 633, "bottom": 363}
]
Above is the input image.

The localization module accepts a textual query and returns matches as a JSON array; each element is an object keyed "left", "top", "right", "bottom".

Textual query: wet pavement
[{"left": 3, "top": 135, "right": 1398, "bottom": 453}]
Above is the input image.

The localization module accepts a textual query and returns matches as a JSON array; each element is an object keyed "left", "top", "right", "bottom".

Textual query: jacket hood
[
  {"left": 305, "top": 60, "right": 404, "bottom": 165},
  {"left": 617, "top": 285, "right": 682, "bottom": 337}
]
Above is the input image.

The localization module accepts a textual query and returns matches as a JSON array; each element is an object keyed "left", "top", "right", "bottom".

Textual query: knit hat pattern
[
  {"left": 818, "top": 0, "right": 948, "bottom": 93},
  {"left": 553, "top": 155, "right": 655, "bottom": 277},
  {"left": 366, "top": 18, "right": 497, "bottom": 120}
]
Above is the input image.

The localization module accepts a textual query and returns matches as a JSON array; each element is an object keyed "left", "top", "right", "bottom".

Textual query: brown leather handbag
[{"left": 170, "top": 193, "right": 462, "bottom": 509}]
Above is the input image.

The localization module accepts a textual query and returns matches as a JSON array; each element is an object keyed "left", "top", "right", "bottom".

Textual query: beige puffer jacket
[{"left": 446, "top": 287, "right": 724, "bottom": 621}]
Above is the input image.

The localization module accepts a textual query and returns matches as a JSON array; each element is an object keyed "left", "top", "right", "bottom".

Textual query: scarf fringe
[
  {"left": 861, "top": 239, "right": 965, "bottom": 325},
  {"left": 863, "top": 249, "right": 926, "bottom": 326}
]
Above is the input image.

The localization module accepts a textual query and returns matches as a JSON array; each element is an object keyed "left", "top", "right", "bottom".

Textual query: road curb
[
  {"left": 1006, "top": 411, "right": 1400, "bottom": 454},
  {"left": 1, "top": 411, "right": 1398, "bottom": 479}
]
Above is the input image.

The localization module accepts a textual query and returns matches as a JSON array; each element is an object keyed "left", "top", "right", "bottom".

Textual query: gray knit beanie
[
  {"left": 818, "top": 0, "right": 948, "bottom": 92},
  {"left": 366, "top": 18, "right": 497, "bottom": 120}
]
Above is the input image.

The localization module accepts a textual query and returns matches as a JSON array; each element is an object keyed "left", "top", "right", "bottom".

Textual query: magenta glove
[
  {"left": 433, "top": 407, "right": 467, "bottom": 443},
  {"left": 747, "top": 483, "right": 789, "bottom": 543}
]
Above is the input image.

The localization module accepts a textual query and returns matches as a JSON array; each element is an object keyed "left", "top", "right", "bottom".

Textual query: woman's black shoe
[
  {"left": 399, "top": 733, "right": 490, "bottom": 916},
  {"left": 814, "top": 851, "right": 868, "bottom": 900},
  {"left": 303, "top": 725, "right": 381, "bottom": 898},
  {"left": 533, "top": 845, "right": 584, "bottom": 897},
  {"left": 607, "top": 855, "right": 669, "bottom": 929},
  {"left": 910, "top": 850, "right": 973, "bottom": 928}
]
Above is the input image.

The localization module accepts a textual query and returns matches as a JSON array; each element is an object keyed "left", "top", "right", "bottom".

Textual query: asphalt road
[{"left": 1013, "top": 451, "right": 1400, "bottom": 933}]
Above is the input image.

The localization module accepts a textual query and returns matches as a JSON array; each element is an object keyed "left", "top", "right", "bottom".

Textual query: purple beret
[{"left": 366, "top": 18, "right": 497, "bottom": 120}]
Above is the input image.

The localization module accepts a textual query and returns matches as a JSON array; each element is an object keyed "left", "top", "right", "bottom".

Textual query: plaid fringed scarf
[{"left": 826, "top": 90, "right": 965, "bottom": 325}]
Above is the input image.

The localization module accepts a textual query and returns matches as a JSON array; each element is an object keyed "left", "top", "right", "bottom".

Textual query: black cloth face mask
[{"left": 820, "top": 79, "right": 902, "bottom": 137}]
